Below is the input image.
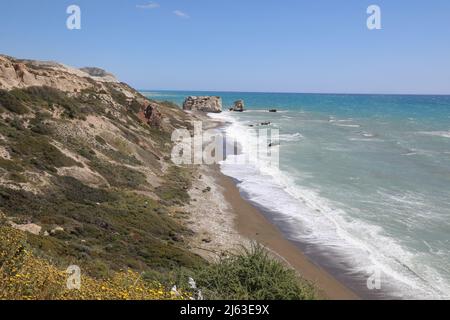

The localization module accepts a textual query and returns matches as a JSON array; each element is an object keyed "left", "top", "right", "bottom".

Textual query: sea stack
[
  {"left": 182, "top": 96, "right": 222, "bottom": 113},
  {"left": 230, "top": 100, "right": 245, "bottom": 112}
]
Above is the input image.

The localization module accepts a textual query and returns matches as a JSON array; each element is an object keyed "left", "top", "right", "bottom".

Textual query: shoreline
[
  {"left": 215, "top": 168, "right": 359, "bottom": 300},
  {"left": 185, "top": 113, "right": 359, "bottom": 300}
]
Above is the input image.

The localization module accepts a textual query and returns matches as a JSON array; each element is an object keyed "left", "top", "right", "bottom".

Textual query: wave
[
  {"left": 243, "top": 109, "right": 289, "bottom": 113},
  {"left": 279, "top": 132, "right": 304, "bottom": 142},
  {"left": 333, "top": 123, "right": 362, "bottom": 128},
  {"left": 418, "top": 131, "right": 450, "bottom": 138},
  {"left": 349, "top": 138, "right": 383, "bottom": 142},
  {"left": 211, "top": 112, "right": 450, "bottom": 299}
]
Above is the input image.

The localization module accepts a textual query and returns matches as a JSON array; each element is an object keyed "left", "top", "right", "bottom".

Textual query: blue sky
[{"left": 0, "top": 0, "right": 449, "bottom": 94}]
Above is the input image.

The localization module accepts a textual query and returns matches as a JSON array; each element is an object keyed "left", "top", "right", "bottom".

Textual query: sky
[{"left": 0, "top": 0, "right": 449, "bottom": 94}]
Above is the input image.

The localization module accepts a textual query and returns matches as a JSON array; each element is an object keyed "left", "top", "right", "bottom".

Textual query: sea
[{"left": 143, "top": 90, "right": 450, "bottom": 299}]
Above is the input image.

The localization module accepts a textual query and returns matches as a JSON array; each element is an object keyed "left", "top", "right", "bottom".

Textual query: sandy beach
[{"left": 184, "top": 114, "right": 359, "bottom": 300}]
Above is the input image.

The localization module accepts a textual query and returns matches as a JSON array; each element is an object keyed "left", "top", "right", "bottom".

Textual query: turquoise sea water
[{"left": 144, "top": 91, "right": 450, "bottom": 299}]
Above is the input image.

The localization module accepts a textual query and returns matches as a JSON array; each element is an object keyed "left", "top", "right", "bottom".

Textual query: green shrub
[
  {"left": 10, "top": 133, "right": 81, "bottom": 172},
  {"left": 0, "top": 90, "right": 29, "bottom": 114},
  {"left": 0, "top": 177, "right": 204, "bottom": 278},
  {"left": 159, "top": 101, "right": 180, "bottom": 110},
  {"left": 108, "top": 87, "right": 128, "bottom": 105},
  {"left": 89, "top": 160, "right": 147, "bottom": 188},
  {"left": 2, "top": 86, "right": 106, "bottom": 119},
  {"left": 95, "top": 135, "right": 107, "bottom": 145},
  {"left": 155, "top": 166, "right": 191, "bottom": 205},
  {"left": 0, "top": 158, "right": 24, "bottom": 172},
  {"left": 191, "top": 244, "right": 317, "bottom": 300},
  {"left": 129, "top": 99, "right": 143, "bottom": 113}
]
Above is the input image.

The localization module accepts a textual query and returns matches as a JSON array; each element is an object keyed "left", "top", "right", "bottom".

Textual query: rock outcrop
[
  {"left": 144, "top": 101, "right": 163, "bottom": 128},
  {"left": 0, "top": 55, "right": 118, "bottom": 92},
  {"left": 230, "top": 100, "right": 244, "bottom": 112},
  {"left": 79, "top": 67, "right": 118, "bottom": 83},
  {"left": 182, "top": 96, "right": 222, "bottom": 113}
]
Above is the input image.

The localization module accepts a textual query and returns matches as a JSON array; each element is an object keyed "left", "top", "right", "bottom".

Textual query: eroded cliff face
[
  {"left": 182, "top": 96, "right": 222, "bottom": 113},
  {"left": 0, "top": 54, "right": 203, "bottom": 275},
  {"left": 0, "top": 55, "right": 118, "bottom": 92}
]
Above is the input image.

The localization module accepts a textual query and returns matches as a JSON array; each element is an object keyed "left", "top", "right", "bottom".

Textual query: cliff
[
  {"left": 0, "top": 55, "right": 317, "bottom": 301},
  {"left": 0, "top": 54, "right": 202, "bottom": 277}
]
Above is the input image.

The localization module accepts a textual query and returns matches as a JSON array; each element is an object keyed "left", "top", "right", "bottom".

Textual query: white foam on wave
[
  {"left": 418, "top": 131, "right": 450, "bottom": 138},
  {"left": 349, "top": 138, "right": 383, "bottom": 142},
  {"left": 333, "top": 123, "right": 362, "bottom": 128},
  {"left": 213, "top": 112, "right": 450, "bottom": 299},
  {"left": 279, "top": 132, "right": 304, "bottom": 142},
  {"left": 244, "top": 109, "right": 289, "bottom": 113}
]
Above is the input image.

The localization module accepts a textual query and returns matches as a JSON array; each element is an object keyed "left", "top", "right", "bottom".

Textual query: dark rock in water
[
  {"left": 268, "top": 142, "right": 279, "bottom": 147},
  {"left": 183, "top": 96, "right": 222, "bottom": 113},
  {"left": 260, "top": 121, "right": 271, "bottom": 126},
  {"left": 230, "top": 99, "right": 245, "bottom": 112},
  {"left": 269, "top": 109, "right": 277, "bottom": 113}
]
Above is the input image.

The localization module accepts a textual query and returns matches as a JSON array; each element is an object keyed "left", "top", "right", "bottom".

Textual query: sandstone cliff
[{"left": 0, "top": 54, "right": 201, "bottom": 276}]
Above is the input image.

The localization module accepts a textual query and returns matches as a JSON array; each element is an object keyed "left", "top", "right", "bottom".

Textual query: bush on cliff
[
  {"left": 0, "top": 90, "right": 29, "bottom": 114},
  {"left": 147, "top": 244, "right": 318, "bottom": 300},
  {"left": 195, "top": 244, "right": 317, "bottom": 300}
]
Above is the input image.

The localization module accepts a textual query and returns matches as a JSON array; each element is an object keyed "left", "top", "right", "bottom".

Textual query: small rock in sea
[
  {"left": 269, "top": 109, "right": 277, "bottom": 112},
  {"left": 268, "top": 142, "right": 279, "bottom": 147},
  {"left": 230, "top": 100, "right": 245, "bottom": 112},
  {"left": 260, "top": 121, "right": 271, "bottom": 126}
]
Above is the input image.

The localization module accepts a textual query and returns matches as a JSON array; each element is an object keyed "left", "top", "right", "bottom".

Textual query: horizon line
[{"left": 137, "top": 88, "right": 450, "bottom": 97}]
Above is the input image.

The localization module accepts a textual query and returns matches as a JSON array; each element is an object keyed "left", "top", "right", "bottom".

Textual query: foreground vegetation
[
  {"left": 0, "top": 62, "right": 318, "bottom": 300},
  {"left": 0, "top": 223, "right": 189, "bottom": 300},
  {"left": 0, "top": 221, "right": 317, "bottom": 300},
  {"left": 148, "top": 244, "right": 318, "bottom": 300}
]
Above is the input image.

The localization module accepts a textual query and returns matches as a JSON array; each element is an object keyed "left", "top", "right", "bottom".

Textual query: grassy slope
[
  {"left": 0, "top": 73, "right": 317, "bottom": 299},
  {"left": 0, "top": 84, "right": 203, "bottom": 275}
]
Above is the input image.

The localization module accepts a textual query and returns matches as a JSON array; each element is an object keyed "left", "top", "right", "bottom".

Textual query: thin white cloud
[
  {"left": 173, "top": 10, "right": 190, "bottom": 19},
  {"left": 136, "top": 2, "right": 160, "bottom": 9}
]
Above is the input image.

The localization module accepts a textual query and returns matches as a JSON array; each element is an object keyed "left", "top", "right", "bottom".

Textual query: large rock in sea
[
  {"left": 182, "top": 96, "right": 222, "bottom": 113},
  {"left": 230, "top": 100, "right": 244, "bottom": 112}
]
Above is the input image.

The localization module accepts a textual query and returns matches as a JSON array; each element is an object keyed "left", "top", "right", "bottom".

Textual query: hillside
[
  {"left": 0, "top": 54, "right": 317, "bottom": 300},
  {"left": 0, "top": 54, "right": 202, "bottom": 275}
]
